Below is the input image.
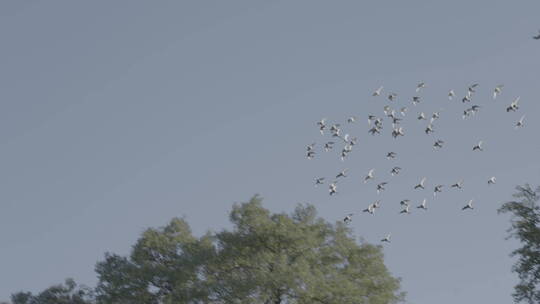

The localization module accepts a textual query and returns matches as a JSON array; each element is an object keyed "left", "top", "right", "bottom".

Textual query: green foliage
[
  {"left": 94, "top": 196, "right": 404, "bottom": 303},
  {"left": 498, "top": 184, "right": 540, "bottom": 304},
  {"left": 10, "top": 278, "right": 94, "bottom": 304}
]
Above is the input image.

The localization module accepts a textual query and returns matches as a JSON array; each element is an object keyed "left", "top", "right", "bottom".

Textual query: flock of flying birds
[{"left": 306, "top": 82, "right": 526, "bottom": 244}]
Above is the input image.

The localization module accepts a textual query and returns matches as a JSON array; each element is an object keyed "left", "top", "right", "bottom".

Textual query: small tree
[
  {"left": 498, "top": 184, "right": 540, "bottom": 304},
  {"left": 10, "top": 278, "right": 94, "bottom": 304}
]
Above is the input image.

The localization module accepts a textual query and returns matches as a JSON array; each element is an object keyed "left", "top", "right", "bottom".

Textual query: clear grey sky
[{"left": 1, "top": 1, "right": 539, "bottom": 303}]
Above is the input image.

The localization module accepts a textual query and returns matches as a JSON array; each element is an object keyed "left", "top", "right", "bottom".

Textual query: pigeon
[
  {"left": 388, "top": 93, "right": 397, "bottom": 102},
  {"left": 343, "top": 213, "right": 354, "bottom": 223},
  {"left": 364, "top": 169, "right": 375, "bottom": 183},
  {"left": 391, "top": 127, "right": 405, "bottom": 138},
  {"left": 315, "top": 177, "right": 325, "bottom": 186},
  {"left": 324, "top": 141, "right": 335, "bottom": 152},
  {"left": 373, "top": 86, "right": 383, "bottom": 96},
  {"left": 400, "top": 204, "right": 411, "bottom": 214},
  {"left": 533, "top": 30, "right": 540, "bottom": 40},
  {"left": 433, "top": 185, "right": 444, "bottom": 196},
  {"left": 400, "top": 107, "right": 408, "bottom": 116},
  {"left": 462, "top": 108, "right": 473, "bottom": 119},
  {"left": 506, "top": 97, "right": 520, "bottom": 112},
  {"left": 416, "top": 82, "right": 426, "bottom": 92},
  {"left": 383, "top": 105, "right": 392, "bottom": 116},
  {"left": 336, "top": 169, "right": 348, "bottom": 179},
  {"left": 381, "top": 233, "right": 391, "bottom": 243},
  {"left": 317, "top": 119, "right": 327, "bottom": 134},
  {"left": 347, "top": 116, "right": 357, "bottom": 123},
  {"left": 307, "top": 143, "right": 315, "bottom": 152},
  {"left": 462, "top": 95, "right": 471, "bottom": 103},
  {"left": 391, "top": 117, "right": 403, "bottom": 128},
  {"left": 462, "top": 199, "right": 474, "bottom": 210},
  {"left": 488, "top": 176, "right": 496, "bottom": 185},
  {"left": 417, "top": 199, "right": 428, "bottom": 210},
  {"left": 493, "top": 85, "right": 504, "bottom": 99},
  {"left": 307, "top": 151, "right": 315, "bottom": 159},
  {"left": 433, "top": 139, "right": 444, "bottom": 149},
  {"left": 448, "top": 90, "right": 455, "bottom": 100},
  {"left": 363, "top": 204, "right": 375, "bottom": 215},
  {"left": 425, "top": 124, "right": 434, "bottom": 134},
  {"left": 471, "top": 105, "right": 481, "bottom": 114},
  {"left": 391, "top": 167, "right": 402, "bottom": 176},
  {"left": 415, "top": 177, "right": 427, "bottom": 189},
  {"left": 374, "top": 118, "right": 383, "bottom": 128},
  {"left": 373, "top": 200, "right": 381, "bottom": 209},
  {"left": 368, "top": 115, "right": 377, "bottom": 125},
  {"left": 412, "top": 96, "right": 421, "bottom": 106},
  {"left": 472, "top": 141, "right": 483, "bottom": 151},
  {"left": 340, "top": 150, "right": 349, "bottom": 162},
  {"left": 468, "top": 83, "right": 479, "bottom": 94},
  {"left": 417, "top": 112, "right": 426, "bottom": 120},
  {"left": 400, "top": 199, "right": 411, "bottom": 206},
  {"left": 329, "top": 182, "right": 338, "bottom": 195},
  {"left": 376, "top": 182, "right": 388, "bottom": 194},
  {"left": 451, "top": 180, "right": 464, "bottom": 189},
  {"left": 430, "top": 111, "right": 441, "bottom": 123},
  {"left": 369, "top": 126, "right": 381, "bottom": 135},
  {"left": 515, "top": 115, "right": 525, "bottom": 129},
  {"left": 386, "top": 152, "right": 397, "bottom": 159}
]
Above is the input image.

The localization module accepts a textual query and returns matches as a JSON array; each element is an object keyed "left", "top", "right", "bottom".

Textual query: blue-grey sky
[{"left": 1, "top": 1, "right": 540, "bottom": 303}]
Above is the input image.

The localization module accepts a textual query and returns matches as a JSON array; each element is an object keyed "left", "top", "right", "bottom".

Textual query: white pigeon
[
  {"left": 343, "top": 213, "right": 354, "bottom": 223},
  {"left": 448, "top": 90, "right": 455, "bottom": 100},
  {"left": 417, "top": 199, "right": 428, "bottom": 210},
  {"left": 433, "top": 185, "right": 444, "bottom": 196},
  {"left": 336, "top": 169, "right": 348, "bottom": 179},
  {"left": 472, "top": 141, "right": 483, "bottom": 151},
  {"left": 329, "top": 182, "right": 338, "bottom": 195},
  {"left": 416, "top": 82, "right": 426, "bottom": 92},
  {"left": 364, "top": 169, "right": 375, "bottom": 183},
  {"left": 414, "top": 177, "right": 426, "bottom": 189},
  {"left": 381, "top": 233, "right": 391, "bottom": 243},
  {"left": 506, "top": 97, "right": 520, "bottom": 112},
  {"left": 376, "top": 182, "right": 388, "bottom": 194},
  {"left": 493, "top": 85, "right": 504, "bottom": 99},
  {"left": 373, "top": 86, "right": 383, "bottom": 96},
  {"left": 515, "top": 115, "right": 525, "bottom": 129},
  {"left": 451, "top": 180, "right": 463, "bottom": 189},
  {"left": 399, "top": 204, "right": 411, "bottom": 214},
  {"left": 462, "top": 199, "right": 474, "bottom": 211},
  {"left": 488, "top": 176, "right": 496, "bottom": 185},
  {"left": 362, "top": 203, "right": 375, "bottom": 215}
]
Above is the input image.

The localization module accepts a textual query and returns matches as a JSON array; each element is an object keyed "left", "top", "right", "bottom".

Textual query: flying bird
[
  {"left": 388, "top": 93, "right": 397, "bottom": 102},
  {"left": 336, "top": 169, "right": 348, "bottom": 179},
  {"left": 506, "top": 97, "right": 520, "bottom": 112},
  {"left": 433, "top": 139, "right": 444, "bottom": 149},
  {"left": 363, "top": 203, "right": 375, "bottom": 215},
  {"left": 347, "top": 116, "right": 357, "bottom": 123},
  {"left": 412, "top": 96, "right": 421, "bottom": 106},
  {"left": 307, "top": 151, "right": 315, "bottom": 159},
  {"left": 317, "top": 119, "right": 327, "bottom": 135},
  {"left": 391, "top": 127, "right": 405, "bottom": 138},
  {"left": 433, "top": 185, "right": 444, "bottom": 196},
  {"left": 462, "top": 199, "right": 474, "bottom": 211},
  {"left": 493, "top": 85, "right": 504, "bottom": 99},
  {"left": 369, "top": 126, "right": 381, "bottom": 135},
  {"left": 488, "top": 176, "right": 496, "bottom": 185},
  {"left": 329, "top": 182, "right": 338, "bottom": 195},
  {"left": 400, "top": 107, "right": 408, "bottom": 116},
  {"left": 417, "top": 112, "right": 426, "bottom": 120},
  {"left": 400, "top": 204, "right": 411, "bottom": 214},
  {"left": 386, "top": 152, "right": 397, "bottom": 159},
  {"left": 533, "top": 30, "right": 540, "bottom": 40},
  {"left": 390, "top": 167, "right": 402, "bottom": 176},
  {"left": 515, "top": 115, "right": 525, "bottom": 129},
  {"left": 417, "top": 199, "right": 428, "bottom": 210},
  {"left": 472, "top": 141, "right": 484, "bottom": 151},
  {"left": 381, "top": 233, "right": 391, "bottom": 243},
  {"left": 315, "top": 177, "right": 325, "bottom": 186},
  {"left": 364, "top": 169, "right": 375, "bottom": 183},
  {"left": 415, "top": 177, "right": 427, "bottom": 189},
  {"left": 373, "top": 86, "right": 383, "bottom": 96},
  {"left": 376, "top": 182, "right": 388, "bottom": 194},
  {"left": 400, "top": 199, "right": 410, "bottom": 206},
  {"left": 451, "top": 180, "right": 463, "bottom": 189},
  {"left": 425, "top": 124, "right": 434, "bottom": 134},
  {"left": 343, "top": 213, "right": 354, "bottom": 223},
  {"left": 324, "top": 141, "right": 335, "bottom": 152},
  {"left": 448, "top": 90, "right": 455, "bottom": 100},
  {"left": 416, "top": 82, "right": 426, "bottom": 92},
  {"left": 368, "top": 115, "right": 377, "bottom": 125}
]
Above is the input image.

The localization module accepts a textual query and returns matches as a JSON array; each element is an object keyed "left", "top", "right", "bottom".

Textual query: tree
[
  {"left": 498, "top": 184, "right": 540, "bottom": 304},
  {"left": 95, "top": 196, "right": 404, "bottom": 303},
  {"left": 10, "top": 278, "right": 94, "bottom": 304}
]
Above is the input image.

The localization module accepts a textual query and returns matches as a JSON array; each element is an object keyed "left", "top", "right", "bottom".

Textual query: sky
[{"left": 1, "top": 1, "right": 540, "bottom": 303}]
